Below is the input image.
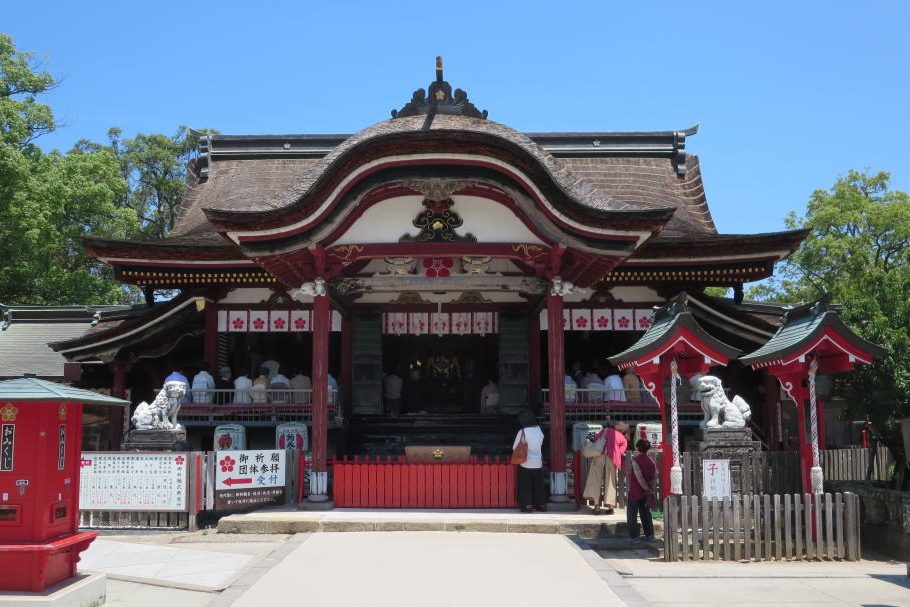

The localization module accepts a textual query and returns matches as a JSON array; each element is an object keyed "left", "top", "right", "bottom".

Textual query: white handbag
[{"left": 582, "top": 436, "right": 606, "bottom": 458}]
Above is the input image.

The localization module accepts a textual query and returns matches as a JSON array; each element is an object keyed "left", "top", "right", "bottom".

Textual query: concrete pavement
[{"left": 67, "top": 526, "right": 910, "bottom": 607}]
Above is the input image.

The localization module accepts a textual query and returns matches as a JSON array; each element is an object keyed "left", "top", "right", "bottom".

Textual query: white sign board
[
  {"left": 702, "top": 459, "right": 732, "bottom": 499},
  {"left": 214, "top": 449, "right": 286, "bottom": 510},
  {"left": 79, "top": 452, "right": 188, "bottom": 511},
  {"left": 635, "top": 423, "right": 663, "bottom": 451}
]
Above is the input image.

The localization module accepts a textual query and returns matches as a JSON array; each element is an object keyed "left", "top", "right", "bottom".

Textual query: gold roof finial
[{"left": 436, "top": 56, "right": 443, "bottom": 81}]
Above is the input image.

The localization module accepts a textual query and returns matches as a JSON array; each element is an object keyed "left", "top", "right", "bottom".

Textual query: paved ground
[{"left": 70, "top": 526, "right": 910, "bottom": 607}]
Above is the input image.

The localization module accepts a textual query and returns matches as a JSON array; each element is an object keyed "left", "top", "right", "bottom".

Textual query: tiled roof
[
  {"left": 0, "top": 322, "right": 91, "bottom": 378},
  {"left": 0, "top": 377, "right": 128, "bottom": 405},
  {"left": 739, "top": 299, "right": 885, "bottom": 367}
]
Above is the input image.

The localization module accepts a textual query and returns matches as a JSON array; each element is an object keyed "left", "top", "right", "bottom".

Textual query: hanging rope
[
  {"left": 808, "top": 355, "right": 824, "bottom": 493},
  {"left": 670, "top": 357, "right": 682, "bottom": 494}
]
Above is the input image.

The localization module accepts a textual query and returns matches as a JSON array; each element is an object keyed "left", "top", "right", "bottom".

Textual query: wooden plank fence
[
  {"left": 663, "top": 492, "right": 860, "bottom": 561},
  {"left": 680, "top": 451, "right": 801, "bottom": 496},
  {"left": 821, "top": 446, "right": 892, "bottom": 482}
]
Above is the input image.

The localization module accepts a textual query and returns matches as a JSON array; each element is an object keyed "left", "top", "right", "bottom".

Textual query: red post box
[{"left": 0, "top": 377, "right": 129, "bottom": 592}]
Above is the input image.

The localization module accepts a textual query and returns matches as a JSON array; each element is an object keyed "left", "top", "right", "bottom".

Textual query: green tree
[
  {"left": 106, "top": 126, "right": 203, "bottom": 239},
  {"left": 0, "top": 34, "right": 138, "bottom": 304},
  {"left": 750, "top": 170, "right": 910, "bottom": 486}
]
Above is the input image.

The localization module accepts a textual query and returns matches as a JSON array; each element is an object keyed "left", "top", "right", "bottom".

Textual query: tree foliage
[
  {"left": 1, "top": 34, "right": 205, "bottom": 305},
  {"left": 749, "top": 170, "right": 910, "bottom": 484}
]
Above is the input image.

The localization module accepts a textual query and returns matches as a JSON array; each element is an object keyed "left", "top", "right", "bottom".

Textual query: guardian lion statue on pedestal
[
  {"left": 697, "top": 375, "right": 751, "bottom": 428},
  {"left": 131, "top": 381, "right": 186, "bottom": 430}
]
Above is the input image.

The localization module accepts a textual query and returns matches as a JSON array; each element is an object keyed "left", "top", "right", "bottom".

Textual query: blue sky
[{"left": 5, "top": 1, "right": 908, "bottom": 235}]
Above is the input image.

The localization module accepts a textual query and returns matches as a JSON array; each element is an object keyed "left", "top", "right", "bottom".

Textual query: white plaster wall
[
  {"left": 333, "top": 195, "right": 544, "bottom": 245},
  {"left": 217, "top": 288, "right": 275, "bottom": 304}
]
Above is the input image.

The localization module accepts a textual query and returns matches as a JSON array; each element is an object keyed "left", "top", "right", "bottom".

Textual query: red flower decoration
[
  {"left": 219, "top": 455, "right": 236, "bottom": 472},
  {"left": 575, "top": 317, "right": 588, "bottom": 329},
  {"left": 294, "top": 317, "right": 306, "bottom": 329},
  {"left": 617, "top": 315, "right": 630, "bottom": 329},
  {"left": 218, "top": 433, "right": 233, "bottom": 449},
  {"left": 174, "top": 456, "right": 185, "bottom": 465},
  {"left": 638, "top": 316, "right": 652, "bottom": 329},
  {"left": 596, "top": 316, "right": 609, "bottom": 328},
  {"left": 232, "top": 317, "right": 245, "bottom": 330},
  {"left": 273, "top": 317, "right": 286, "bottom": 329},
  {"left": 423, "top": 257, "right": 454, "bottom": 278},
  {"left": 253, "top": 317, "right": 265, "bottom": 330}
]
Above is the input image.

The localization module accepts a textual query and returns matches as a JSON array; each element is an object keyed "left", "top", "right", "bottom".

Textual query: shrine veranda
[{"left": 45, "top": 60, "right": 884, "bottom": 506}]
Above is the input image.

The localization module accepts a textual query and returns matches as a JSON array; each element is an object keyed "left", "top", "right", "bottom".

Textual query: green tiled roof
[
  {"left": 0, "top": 377, "right": 129, "bottom": 406},
  {"left": 609, "top": 293, "right": 740, "bottom": 366},
  {"left": 740, "top": 298, "right": 885, "bottom": 367}
]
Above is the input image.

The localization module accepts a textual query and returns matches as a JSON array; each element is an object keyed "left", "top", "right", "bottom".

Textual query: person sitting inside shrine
[
  {"left": 191, "top": 363, "right": 216, "bottom": 403},
  {"left": 233, "top": 372, "right": 253, "bottom": 404},
  {"left": 384, "top": 367, "right": 404, "bottom": 415},
  {"left": 215, "top": 366, "right": 233, "bottom": 404},
  {"left": 604, "top": 365, "right": 626, "bottom": 402},
  {"left": 480, "top": 378, "right": 499, "bottom": 413},
  {"left": 580, "top": 367, "right": 605, "bottom": 403},
  {"left": 252, "top": 366, "right": 270, "bottom": 403},
  {"left": 290, "top": 369, "right": 312, "bottom": 404},
  {"left": 564, "top": 373, "right": 578, "bottom": 404},
  {"left": 164, "top": 363, "right": 191, "bottom": 404},
  {"left": 327, "top": 372, "right": 339, "bottom": 405},
  {"left": 269, "top": 367, "right": 291, "bottom": 404},
  {"left": 623, "top": 369, "right": 642, "bottom": 403}
]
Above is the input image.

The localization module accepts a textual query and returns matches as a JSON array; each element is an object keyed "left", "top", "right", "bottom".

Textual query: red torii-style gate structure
[
  {"left": 740, "top": 297, "right": 884, "bottom": 493},
  {"left": 610, "top": 293, "right": 741, "bottom": 497}
]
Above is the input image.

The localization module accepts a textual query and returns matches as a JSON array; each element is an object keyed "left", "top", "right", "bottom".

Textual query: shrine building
[{"left": 51, "top": 59, "right": 808, "bottom": 503}]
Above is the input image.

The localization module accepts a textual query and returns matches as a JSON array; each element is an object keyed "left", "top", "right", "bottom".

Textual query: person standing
[
  {"left": 513, "top": 408, "right": 546, "bottom": 513},
  {"left": 627, "top": 439, "right": 658, "bottom": 540},
  {"left": 583, "top": 421, "right": 629, "bottom": 514}
]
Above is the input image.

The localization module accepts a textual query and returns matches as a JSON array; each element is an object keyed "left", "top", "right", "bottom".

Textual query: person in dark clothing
[{"left": 627, "top": 438, "right": 658, "bottom": 540}]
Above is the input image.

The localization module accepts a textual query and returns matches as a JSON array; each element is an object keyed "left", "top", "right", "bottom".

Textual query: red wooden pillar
[
  {"left": 527, "top": 313, "right": 541, "bottom": 409},
  {"left": 110, "top": 360, "right": 129, "bottom": 450},
  {"left": 546, "top": 291, "right": 568, "bottom": 501},
  {"left": 308, "top": 291, "right": 331, "bottom": 504},
  {"left": 340, "top": 315, "right": 354, "bottom": 418},
  {"left": 639, "top": 371, "right": 672, "bottom": 498},
  {"left": 203, "top": 303, "right": 218, "bottom": 372}
]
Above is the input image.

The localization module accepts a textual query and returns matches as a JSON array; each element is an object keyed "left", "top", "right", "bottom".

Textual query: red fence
[{"left": 332, "top": 456, "right": 517, "bottom": 508}]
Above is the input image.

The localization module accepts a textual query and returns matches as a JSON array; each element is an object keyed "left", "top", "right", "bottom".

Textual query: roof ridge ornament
[{"left": 391, "top": 56, "right": 488, "bottom": 120}]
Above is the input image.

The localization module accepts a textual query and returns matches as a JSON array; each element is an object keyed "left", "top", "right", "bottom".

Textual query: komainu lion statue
[
  {"left": 131, "top": 381, "right": 186, "bottom": 430},
  {"left": 697, "top": 375, "right": 751, "bottom": 428}
]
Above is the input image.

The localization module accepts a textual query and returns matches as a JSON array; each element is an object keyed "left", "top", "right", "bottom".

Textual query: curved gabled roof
[{"left": 200, "top": 114, "right": 676, "bottom": 240}]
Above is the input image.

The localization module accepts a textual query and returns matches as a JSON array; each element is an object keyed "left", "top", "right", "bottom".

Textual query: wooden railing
[
  {"left": 541, "top": 389, "right": 703, "bottom": 423},
  {"left": 176, "top": 389, "right": 340, "bottom": 426},
  {"left": 663, "top": 492, "right": 861, "bottom": 561},
  {"left": 332, "top": 455, "right": 517, "bottom": 508}
]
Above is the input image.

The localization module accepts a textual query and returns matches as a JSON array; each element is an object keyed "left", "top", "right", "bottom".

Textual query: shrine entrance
[{"left": 382, "top": 334, "right": 497, "bottom": 414}]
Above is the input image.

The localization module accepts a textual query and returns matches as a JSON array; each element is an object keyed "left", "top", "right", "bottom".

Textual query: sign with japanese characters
[
  {"left": 79, "top": 452, "right": 188, "bottom": 511},
  {"left": 214, "top": 449, "right": 286, "bottom": 511},
  {"left": 702, "top": 459, "right": 732, "bottom": 499},
  {"left": 635, "top": 423, "right": 663, "bottom": 451},
  {"left": 1, "top": 424, "right": 14, "bottom": 471}
]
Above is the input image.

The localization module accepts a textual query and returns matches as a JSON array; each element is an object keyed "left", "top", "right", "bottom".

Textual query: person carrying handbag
[
  {"left": 512, "top": 408, "right": 546, "bottom": 513},
  {"left": 582, "top": 421, "right": 628, "bottom": 514},
  {"left": 627, "top": 438, "right": 658, "bottom": 541}
]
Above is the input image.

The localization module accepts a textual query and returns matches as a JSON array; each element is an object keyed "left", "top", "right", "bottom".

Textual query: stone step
[{"left": 217, "top": 508, "right": 664, "bottom": 539}]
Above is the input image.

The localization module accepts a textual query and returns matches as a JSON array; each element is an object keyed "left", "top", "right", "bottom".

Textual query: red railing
[{"left": 332, "top": 455, "right": 517, "bottom": 508}]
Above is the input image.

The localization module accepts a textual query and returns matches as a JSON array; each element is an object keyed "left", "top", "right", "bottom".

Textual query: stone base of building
[
  {"left": 0, "top": 573, "right": 106, "bottom": 606},
  {"left": 122, "top": 428, "right": 187, "bottom": 451}
]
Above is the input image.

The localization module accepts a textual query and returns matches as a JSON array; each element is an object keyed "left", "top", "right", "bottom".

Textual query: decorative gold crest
[
  {"left": 0, "top": 404, "right": 18, "bottom": 422},
  {"left": 432, "top": 448, "right": 444, "bottom": 460},
  {"left": 59, "top": 404, "right": 67, "bottom": 421}
]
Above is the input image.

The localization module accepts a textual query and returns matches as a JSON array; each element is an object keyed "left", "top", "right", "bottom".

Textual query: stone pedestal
[
  {"left": 688, "top": 427, "right": 763, "bottom": 495},
  {"left": 122, "top": 428, "right": 187, "bottom": 451}
]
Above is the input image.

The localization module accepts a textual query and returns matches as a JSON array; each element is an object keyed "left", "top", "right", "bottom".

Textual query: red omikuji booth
[
  {"left": 0, "top": 376, "right": 128, "bottom": 592},
  {"left": 740, "top": 297, "right": 884, "bottom": 493}
]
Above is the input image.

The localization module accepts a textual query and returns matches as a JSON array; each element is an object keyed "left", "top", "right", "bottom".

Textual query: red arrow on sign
[{"left": 223, "top": 477, "right": 253, "bottom": 486}]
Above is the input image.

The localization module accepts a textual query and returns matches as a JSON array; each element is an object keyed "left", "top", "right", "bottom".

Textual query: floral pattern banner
[{"left": 538, "top": 307, "right": 657, "bottom": 332}]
